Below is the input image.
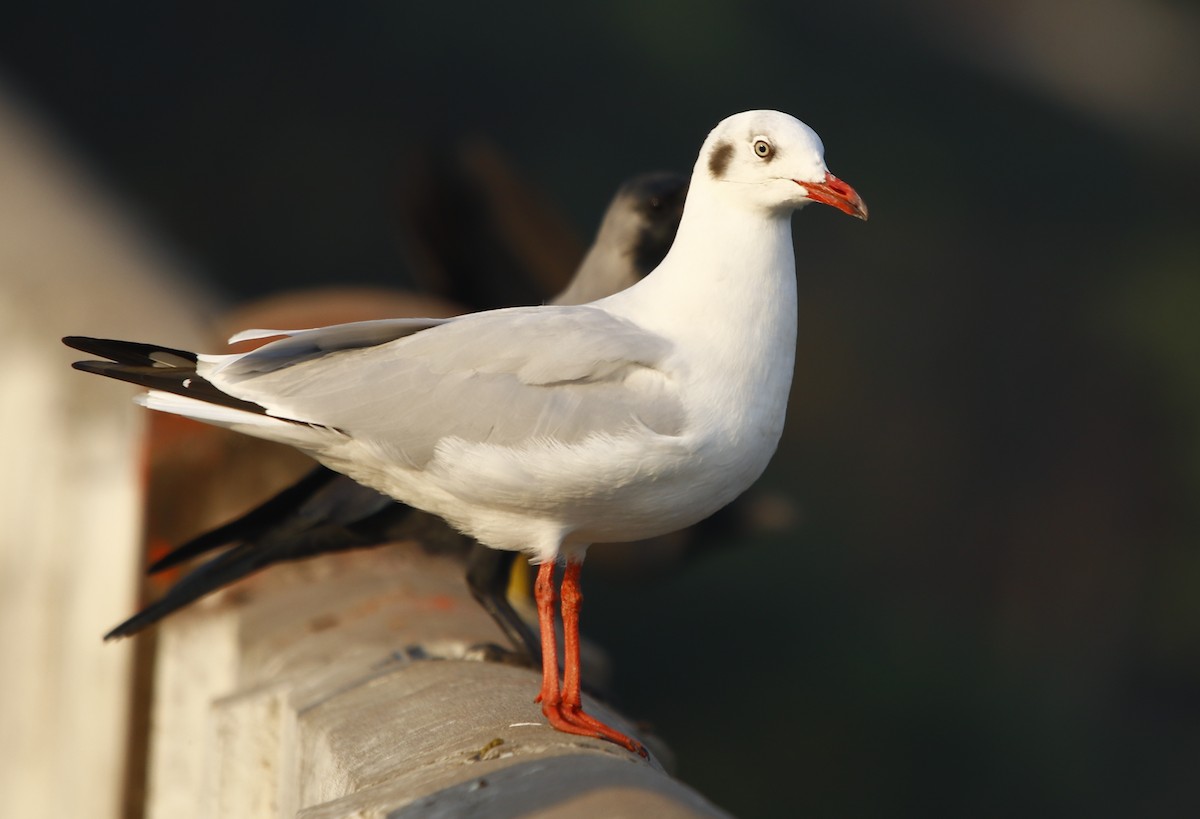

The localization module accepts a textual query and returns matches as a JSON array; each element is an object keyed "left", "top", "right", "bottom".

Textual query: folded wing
[{"left": 198, "top": 305, "right": 684, "bottom": 469}]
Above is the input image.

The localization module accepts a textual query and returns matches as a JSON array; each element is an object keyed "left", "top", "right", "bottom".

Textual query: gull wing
[{"left": 203, "top": 305, "right": 684, "bottom": 468}]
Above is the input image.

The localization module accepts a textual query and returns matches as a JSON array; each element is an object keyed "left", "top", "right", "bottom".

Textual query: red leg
[
  {"left": 555, "top": 560, "right": 647, "bottom": 757},
  {"left": 533, "top": 560, "right": 560, "bottom": 708},
  {"left": 559, "top": 561, "right": 585, "bottom": 707}
]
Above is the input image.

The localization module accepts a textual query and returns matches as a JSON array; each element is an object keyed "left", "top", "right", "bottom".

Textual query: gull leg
[
  {"left": 534, "top": 560, "right": 561, "bottom": 708},
  {"left": 536, "top": 560, "right": 647, "bottom": 756},
  {"left": 559, "top": 561, "right": 648, "bottom": 756}
]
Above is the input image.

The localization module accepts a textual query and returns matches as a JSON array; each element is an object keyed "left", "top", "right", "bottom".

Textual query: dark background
[{"left": 4, "top": 3, "right": 1199, "bottom": 816}]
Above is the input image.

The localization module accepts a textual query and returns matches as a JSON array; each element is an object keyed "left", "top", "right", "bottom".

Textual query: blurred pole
[{"left": 0, "top": 82, "right": 217, "bottom": 819}]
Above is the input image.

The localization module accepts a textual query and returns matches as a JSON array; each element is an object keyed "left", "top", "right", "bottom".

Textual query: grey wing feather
[
  {"left": 213, "top": 317, "right": 452, "bottom": 376},
  {"left": 203, "top": 306, "right": 683, "bottom": 467}
]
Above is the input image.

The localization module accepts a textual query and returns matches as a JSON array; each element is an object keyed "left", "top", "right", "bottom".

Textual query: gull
[
  {"left": 66, "top": 110, "right": 867, "bottom": 756},
  {"left": 99, "top": 172, "right": 689, "bottom": 657}
]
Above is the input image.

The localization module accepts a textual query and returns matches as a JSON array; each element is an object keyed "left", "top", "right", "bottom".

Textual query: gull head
[{"left": 698, "top": 110, "right": 868, "bottom": 220}]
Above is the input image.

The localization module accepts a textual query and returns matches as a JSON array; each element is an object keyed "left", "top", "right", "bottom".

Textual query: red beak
[{"left": 797, "top": 172, "right": 868, "bottom": 220}]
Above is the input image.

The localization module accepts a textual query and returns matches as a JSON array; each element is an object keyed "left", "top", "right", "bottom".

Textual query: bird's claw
[{"left": 540, "top": 700, "right": 648, "bottom": 757}]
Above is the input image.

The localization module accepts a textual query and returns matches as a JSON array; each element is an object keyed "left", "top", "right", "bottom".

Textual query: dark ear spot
[{"left": 708, "top": 140, "right": 734, "bottom": 178}]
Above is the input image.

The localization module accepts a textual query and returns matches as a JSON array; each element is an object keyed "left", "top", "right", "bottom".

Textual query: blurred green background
[{"left": 3, "top": 3, "right": 1198, "bottom": 816}]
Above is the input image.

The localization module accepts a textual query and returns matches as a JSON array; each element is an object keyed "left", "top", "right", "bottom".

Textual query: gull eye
[{"left": 753, "top": 139, "right": 772, "bottom": 158}]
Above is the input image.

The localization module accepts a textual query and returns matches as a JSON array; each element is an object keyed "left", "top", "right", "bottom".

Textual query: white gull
[{"left": 67, "top": 109, "right": 867, "bottom": 755}]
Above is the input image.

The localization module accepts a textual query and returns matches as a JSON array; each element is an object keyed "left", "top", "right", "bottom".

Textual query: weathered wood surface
[{"left": 144, "top": 541, "right": 731, "bottom": 818}]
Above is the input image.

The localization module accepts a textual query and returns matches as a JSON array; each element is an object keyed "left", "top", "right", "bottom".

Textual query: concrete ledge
[{"left": 144, "top": 543, "right": 730, "bottom": 818}]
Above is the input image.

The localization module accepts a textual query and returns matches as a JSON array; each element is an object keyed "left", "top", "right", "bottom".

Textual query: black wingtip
[
  {"left": 103, "top": 623, "right": 136, "bottom": 641},
  {"left": 104, "top": 608, "right": 152, "bottom": 639},
  {"left": 104, "top": 611, "right": 165, "bottom": 640},
  {"left": 69, "top": 356, "right": 274, "bottom": 417},
  {"left": 71, "top": 359, "right": 115, "bottom": 376},
  {"left": 63, "top": 335, "right": 123, "bottom": 357},
  {"left": 63, "top": 336, "right": 199, "bottom": 366}
]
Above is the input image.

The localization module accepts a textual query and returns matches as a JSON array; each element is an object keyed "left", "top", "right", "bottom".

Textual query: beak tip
[{"left": 802, "top": 172, "right": 869, "bottom": 222}]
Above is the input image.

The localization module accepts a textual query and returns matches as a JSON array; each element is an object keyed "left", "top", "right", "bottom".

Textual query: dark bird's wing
[{"left": 106, "top": 471, "right": 408, "bottom": 639}]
